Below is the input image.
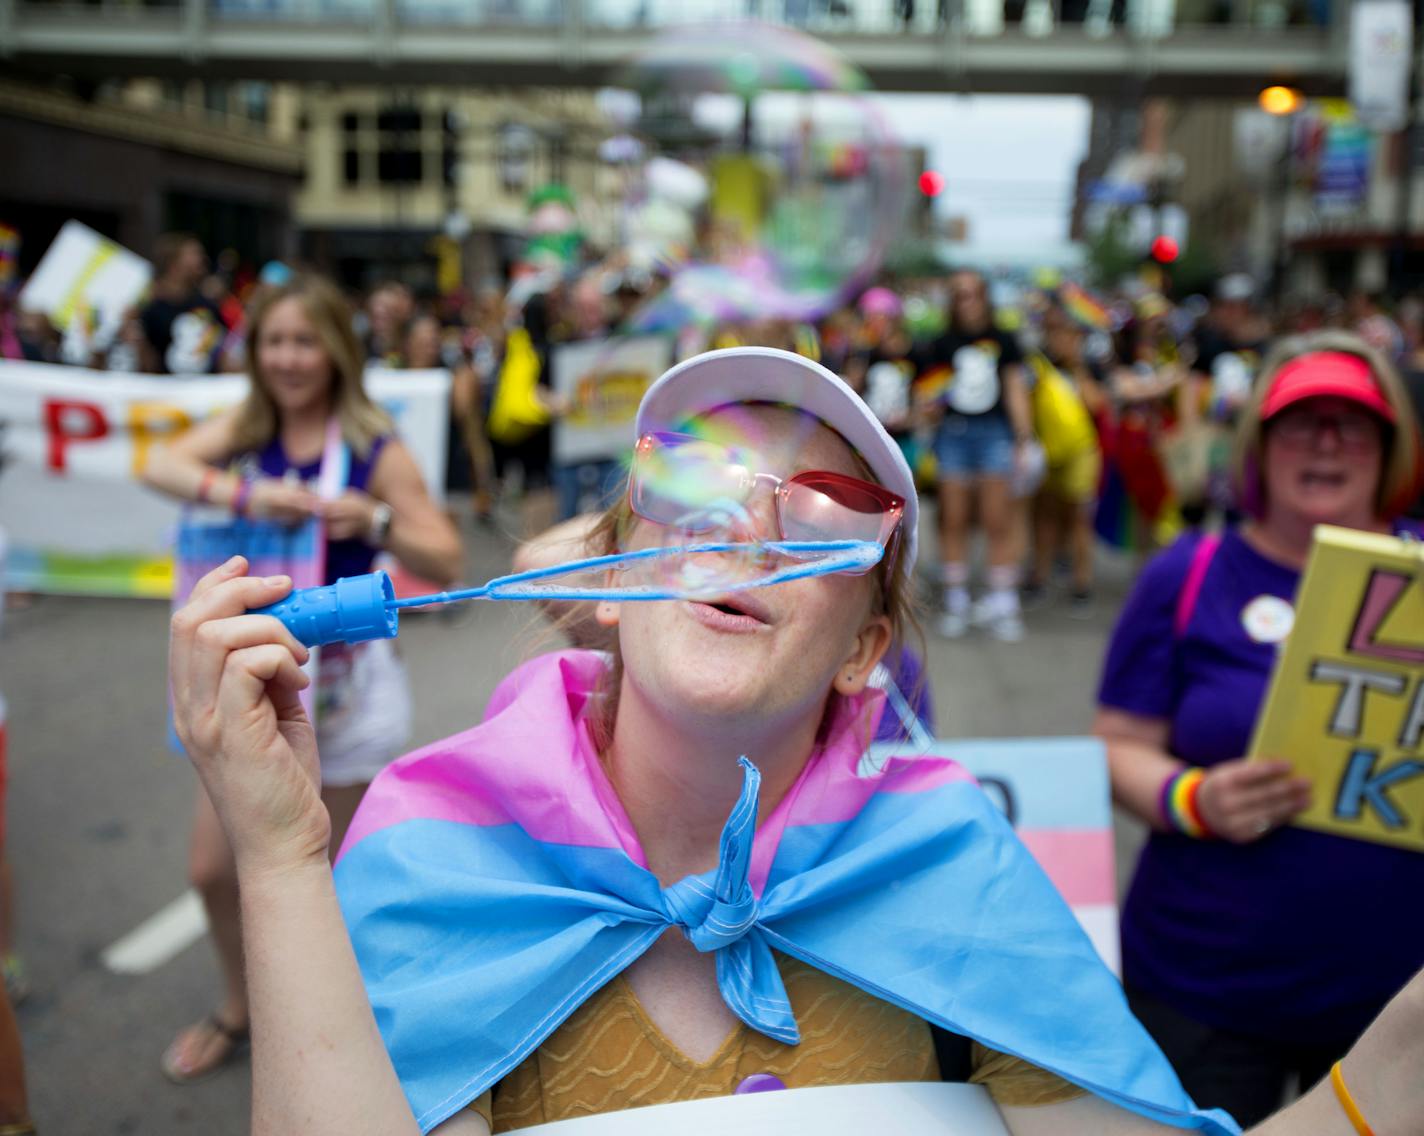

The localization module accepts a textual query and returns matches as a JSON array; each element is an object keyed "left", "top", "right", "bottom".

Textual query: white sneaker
[
  {"left": 968, "top": 595, "right": 997, "bottom": 628},
  {"left": 937, "top": 609, "right": 970, "bottom": 639},
  {"left": 988, "top": 611, "right": 1025, "bottom": 643}
]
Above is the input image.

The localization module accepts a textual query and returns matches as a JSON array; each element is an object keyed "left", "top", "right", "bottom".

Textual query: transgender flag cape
[{"left": 335, "top": 650, "right": 1240, "bottom": 1136}]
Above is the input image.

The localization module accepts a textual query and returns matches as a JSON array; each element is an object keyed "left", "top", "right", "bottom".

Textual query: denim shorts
[{"left": 933, "top": 413, "right": 1015, "bottom": 480}]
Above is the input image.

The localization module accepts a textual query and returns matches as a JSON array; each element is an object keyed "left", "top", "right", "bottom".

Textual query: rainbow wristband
[
  {"left": 231, "top": 478, "right": 254, "bottom": 518},
  {"left": 1160, "top": 767, "right": 1212, "bottom": 838}
]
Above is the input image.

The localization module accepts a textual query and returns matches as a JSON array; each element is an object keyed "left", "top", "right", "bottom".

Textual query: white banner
[
  {"left": 1351, "top": 0, "right": 1414, "bottom": 134},
  {"left": 0, "top": 360, "right": 449, "bottom": 596},
  {"left": 550, "top": 336, "right": 673, "bottom": 465}
]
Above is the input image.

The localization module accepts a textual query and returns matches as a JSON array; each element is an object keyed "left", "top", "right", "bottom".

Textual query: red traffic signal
[
  {"left": 918, "top": 170, "right": 945, "bottom": 198},
  {"left": 1150, "top": 235, "right": 1180, "bottom": 263}
]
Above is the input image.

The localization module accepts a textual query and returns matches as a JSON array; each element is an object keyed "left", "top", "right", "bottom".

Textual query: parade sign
[
  {"left": 519, "top": 1081, "right": 1008, "bottom": 1135},
  {"left": 18, "top": 221, "right": 152, "bottom": 344},
  {"left": 549, "top": 336, "right": 672, "bottom": 466},
  {"left": 1251, "top": 525, "right": 1424, "bottom": 853},
  {"left": 0, "top": 360, "right": 449, "bottom": 597},
  {"left": 865, "top": 736, "right": 1119, "bottom": 973}
]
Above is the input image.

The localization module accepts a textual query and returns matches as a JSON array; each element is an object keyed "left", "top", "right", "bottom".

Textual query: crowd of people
[{"left": 3, "top": 226, "right": 1424, "bottom": 1135}]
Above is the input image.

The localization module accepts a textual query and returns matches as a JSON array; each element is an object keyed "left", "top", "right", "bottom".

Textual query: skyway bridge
[{"left": 0, "top": 0, "right": 1354, "bottom": 98}]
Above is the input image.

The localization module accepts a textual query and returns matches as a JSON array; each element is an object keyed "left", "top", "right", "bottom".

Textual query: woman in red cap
[{"left": 1094, "top": 330, "right": 1424, "bottom": 1125}]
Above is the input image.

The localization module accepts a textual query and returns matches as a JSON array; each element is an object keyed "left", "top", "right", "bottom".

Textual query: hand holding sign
[{"left": 1196, "top": 757, "right": 1313, "bottom": 843}]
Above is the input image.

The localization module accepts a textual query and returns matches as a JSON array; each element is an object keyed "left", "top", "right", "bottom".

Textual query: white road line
[{"left": 101, "top": 889, "right": 208, "bottom": 975}]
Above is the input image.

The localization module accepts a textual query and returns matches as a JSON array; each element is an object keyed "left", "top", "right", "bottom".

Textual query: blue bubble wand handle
[{"left": 254, "top": 539, "right": 882, "bottom": 648}]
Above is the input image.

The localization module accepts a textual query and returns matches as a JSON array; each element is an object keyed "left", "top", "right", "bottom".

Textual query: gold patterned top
[{"left": 467, "top": 952, "right": 1083, "bottom": 1131}]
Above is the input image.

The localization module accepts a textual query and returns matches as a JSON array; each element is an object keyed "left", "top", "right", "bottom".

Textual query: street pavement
[{"left": 0, "top": 512, "right": 1147, "bottom": 1135}]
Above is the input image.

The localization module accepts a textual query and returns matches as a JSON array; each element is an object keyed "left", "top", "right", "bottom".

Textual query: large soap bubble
[{"left": 618, "top": 21, "right": 910, "bottom": 333}]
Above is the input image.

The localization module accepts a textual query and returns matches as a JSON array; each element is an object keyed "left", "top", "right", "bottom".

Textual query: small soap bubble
[{"left": 653, "top": 499, "right": 768, "bottom": 598}]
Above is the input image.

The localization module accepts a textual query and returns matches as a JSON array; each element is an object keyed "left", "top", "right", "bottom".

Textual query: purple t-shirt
[
  {"left": 238, "top": 434, "right": 389, "bottom": 586},
  {"left": 1099, "top": 527, "right": 1424, "bottom": 1047}
]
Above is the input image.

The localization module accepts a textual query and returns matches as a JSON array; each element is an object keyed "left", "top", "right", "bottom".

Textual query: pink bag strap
[{"left": 1174, "top": 533, "right": 1221, "bottom": 638}]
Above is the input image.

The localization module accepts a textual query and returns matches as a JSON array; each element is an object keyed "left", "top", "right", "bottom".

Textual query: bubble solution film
[{"left": 255, "top": 538, "right": 884, "bottom": 649}]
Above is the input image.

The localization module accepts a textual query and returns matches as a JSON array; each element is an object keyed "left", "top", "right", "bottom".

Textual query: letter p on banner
[{"left": 44, "top": 398, "right": 109, "bottom": 474}]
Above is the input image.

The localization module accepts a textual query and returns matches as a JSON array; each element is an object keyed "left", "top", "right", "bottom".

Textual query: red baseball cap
[{"left": 1260, "top": 351, "right": 1396, "bottom": 425}]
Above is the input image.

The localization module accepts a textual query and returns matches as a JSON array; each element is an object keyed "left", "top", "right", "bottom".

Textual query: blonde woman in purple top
[
  {"left": 142, "top": 275, "right": 463, "bottom": 1085},
  {"left": 1095, "top": 331, "right": 1424, "bottom": 1125}
]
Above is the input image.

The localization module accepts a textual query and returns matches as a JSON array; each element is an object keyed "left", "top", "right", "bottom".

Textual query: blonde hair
[
  {"left": 232, "top": 275, "right": 393, "bottom": 459},
  {"left": 1232, "top": 329, "right": 1422, "bottom": 519},
  {"left": 578, "top": 409, "right": 923, "bottom": 755}
]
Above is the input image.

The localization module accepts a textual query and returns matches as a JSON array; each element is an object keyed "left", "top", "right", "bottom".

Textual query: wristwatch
[{"left": 367, "top": 502, "right": 394, "bottom": 548}]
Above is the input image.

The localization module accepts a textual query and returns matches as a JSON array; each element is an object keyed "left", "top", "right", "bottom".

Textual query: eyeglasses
[
  {"left": 1268, "top": 406, "right": 1384, "bottom": 452},
  {"left": 628, "top": 432, "right": 905, "bottom": 576}
]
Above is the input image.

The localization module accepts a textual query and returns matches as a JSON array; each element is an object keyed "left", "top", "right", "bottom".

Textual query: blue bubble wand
[{"left": 256, "top": 539, "right": 883, "bottom": 648}]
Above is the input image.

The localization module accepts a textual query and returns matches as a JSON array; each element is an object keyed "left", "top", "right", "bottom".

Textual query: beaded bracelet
[
  {"left": 1330, "top": 1062, "right": 1375, "bottom": 1136},
  {"left": 196, "top": 467, "right": 220, "bottom": 505},
  {"left": 1160, "top": 767, "right": 1212, "bottom": 838},
  {"left": 231, "top": 478, "right": 254, "bottom": 518}
]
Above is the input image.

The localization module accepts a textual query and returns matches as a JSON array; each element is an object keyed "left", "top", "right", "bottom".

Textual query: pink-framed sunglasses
[{"left": 628, "top": 432, "right": 905, "bottom": 576}]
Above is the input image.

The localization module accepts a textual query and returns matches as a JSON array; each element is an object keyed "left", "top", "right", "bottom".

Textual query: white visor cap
[{"left": 635, "top": 346, "right": 918, "bottom": 575}]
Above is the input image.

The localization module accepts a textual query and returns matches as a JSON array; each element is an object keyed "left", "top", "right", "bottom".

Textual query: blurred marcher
[
  {"left": 365, "top": 282, "right": 416, "bottom": 367},
  {"left": 1348, "top": 290, "right": 1405, "bottom": 363},
  {"left": 916, "top": 270, "right": 1035, "bottom": 642},
  {"left": 139, "top": 233, "right": 227, "bottom": 375},
  {"left": 0, "top": 528, "right": 33, "bottom": 1136},
  {"left": 844, "top": 288, "right": 918, "bottom": 476},
  {"left": 143, "top": 275, "right": 461, "bottom": 1084},
  {"left": 1095, "top": 294, "right": 1188, "bottom": 554},
  {"left": 487, "top": 290, "right": 560, "bottom": 536},
  {"left": 548, "top": 277, "right": 626, "bottom": 522},
  {"left": 1183, "top": 274, "right": 1271, "bottom": 523},
  {"left": 1094, "top": 331, "right": 1424, "bottom": 1126},
  {"left": 1024, "top": 302, "right": 1104, "bottom": 614}
]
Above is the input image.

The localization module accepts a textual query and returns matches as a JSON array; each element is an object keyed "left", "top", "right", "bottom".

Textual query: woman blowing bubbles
[{"left": 168, "top": 348, "right": 1422, "bottom": 1136}]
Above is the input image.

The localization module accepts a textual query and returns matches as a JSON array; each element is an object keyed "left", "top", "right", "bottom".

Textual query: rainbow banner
[{"left": 0, "top": 360, "right": 449, "bottom": 597}]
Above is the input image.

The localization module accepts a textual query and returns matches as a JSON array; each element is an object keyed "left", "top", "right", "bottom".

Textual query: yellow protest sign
[{"left": 1250, "top": 525, "right": 1424, "bottom": 852}]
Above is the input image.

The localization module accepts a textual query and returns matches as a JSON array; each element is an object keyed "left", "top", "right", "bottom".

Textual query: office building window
[{"left": 377, "top": 106, "right": 425, "bottom": 185}]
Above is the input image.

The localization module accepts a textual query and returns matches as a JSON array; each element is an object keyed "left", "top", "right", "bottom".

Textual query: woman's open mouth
[
  {"left": 1300, "top": 469, "right": 1347, "bottom": 491},
  {"left": 686, "top": 594, "right": 772, "bottom": 632}
]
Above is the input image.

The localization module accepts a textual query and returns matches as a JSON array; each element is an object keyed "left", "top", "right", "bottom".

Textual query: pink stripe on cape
[{"left": 340, "top": 650, "right": 977, "bottom": 896}]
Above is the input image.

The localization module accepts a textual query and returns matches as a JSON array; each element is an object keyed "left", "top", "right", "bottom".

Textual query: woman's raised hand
[
  {"left": 318, "top": 489, "right": 380, "bottom": 542},
  {"left": 169, "top": 556, "right": 331, "bottom": 877},
  {"left": 1196, "top": 758, "right": 1313, "bottom": 843},
  {"left": 248, "top": 479, "right": 322, "bottom": 525}
]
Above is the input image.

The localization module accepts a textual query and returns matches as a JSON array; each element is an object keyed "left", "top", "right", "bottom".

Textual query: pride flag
[{"left": 336, "top": 651, "right": 1238, "bottom": 1135}]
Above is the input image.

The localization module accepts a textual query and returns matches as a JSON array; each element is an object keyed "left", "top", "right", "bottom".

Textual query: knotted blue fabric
[
  {"left": 658, "top": 760, "right": 799, "bottom": 1043},
  {"left": 336, "top": 649, "right": 1241, "bottom": 1135}
]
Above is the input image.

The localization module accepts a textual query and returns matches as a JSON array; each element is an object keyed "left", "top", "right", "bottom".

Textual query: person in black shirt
[
  {"left": 138, "top": 233, "right": 226, "bottom": 375},
  {"left": 915, "top": 270, "right": 1036, "bottom": 642}
]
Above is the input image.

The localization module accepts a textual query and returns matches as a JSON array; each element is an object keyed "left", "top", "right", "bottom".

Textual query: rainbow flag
[
  {"left": 1059, "top": 281, "right": 1112, "bottom": 331},
  {"left": 0, "top": 225, "right": 17, "bottom": 289},
  {"left": 336, "top": 650, "right": 1239, "bottom": 1135}
]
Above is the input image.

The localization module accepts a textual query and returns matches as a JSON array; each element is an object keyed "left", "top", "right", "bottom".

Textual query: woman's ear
[
  {"left": 833, "top": 614, "right": 893, "bottom": 697},
  {"left": 595, "top": 599, "right": 621, "bottom": 628}
]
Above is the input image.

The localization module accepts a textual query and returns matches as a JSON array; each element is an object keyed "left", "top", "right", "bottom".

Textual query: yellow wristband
[{"left": 1330, "top": 1061, "right": 1375, "bottom": 1136}]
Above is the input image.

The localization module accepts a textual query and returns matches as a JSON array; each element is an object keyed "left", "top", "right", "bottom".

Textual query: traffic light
[
  {"left": 1150, "top": 235, "right": 1179, "bottom": 264},
  {"left": 918, "top": 170, "right": 945, "bottom": 198}
]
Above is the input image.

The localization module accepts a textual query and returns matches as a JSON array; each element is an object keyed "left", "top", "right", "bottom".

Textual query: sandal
[{"left": 160, "top": 1012, "right": 250, "bottom": 1085}]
